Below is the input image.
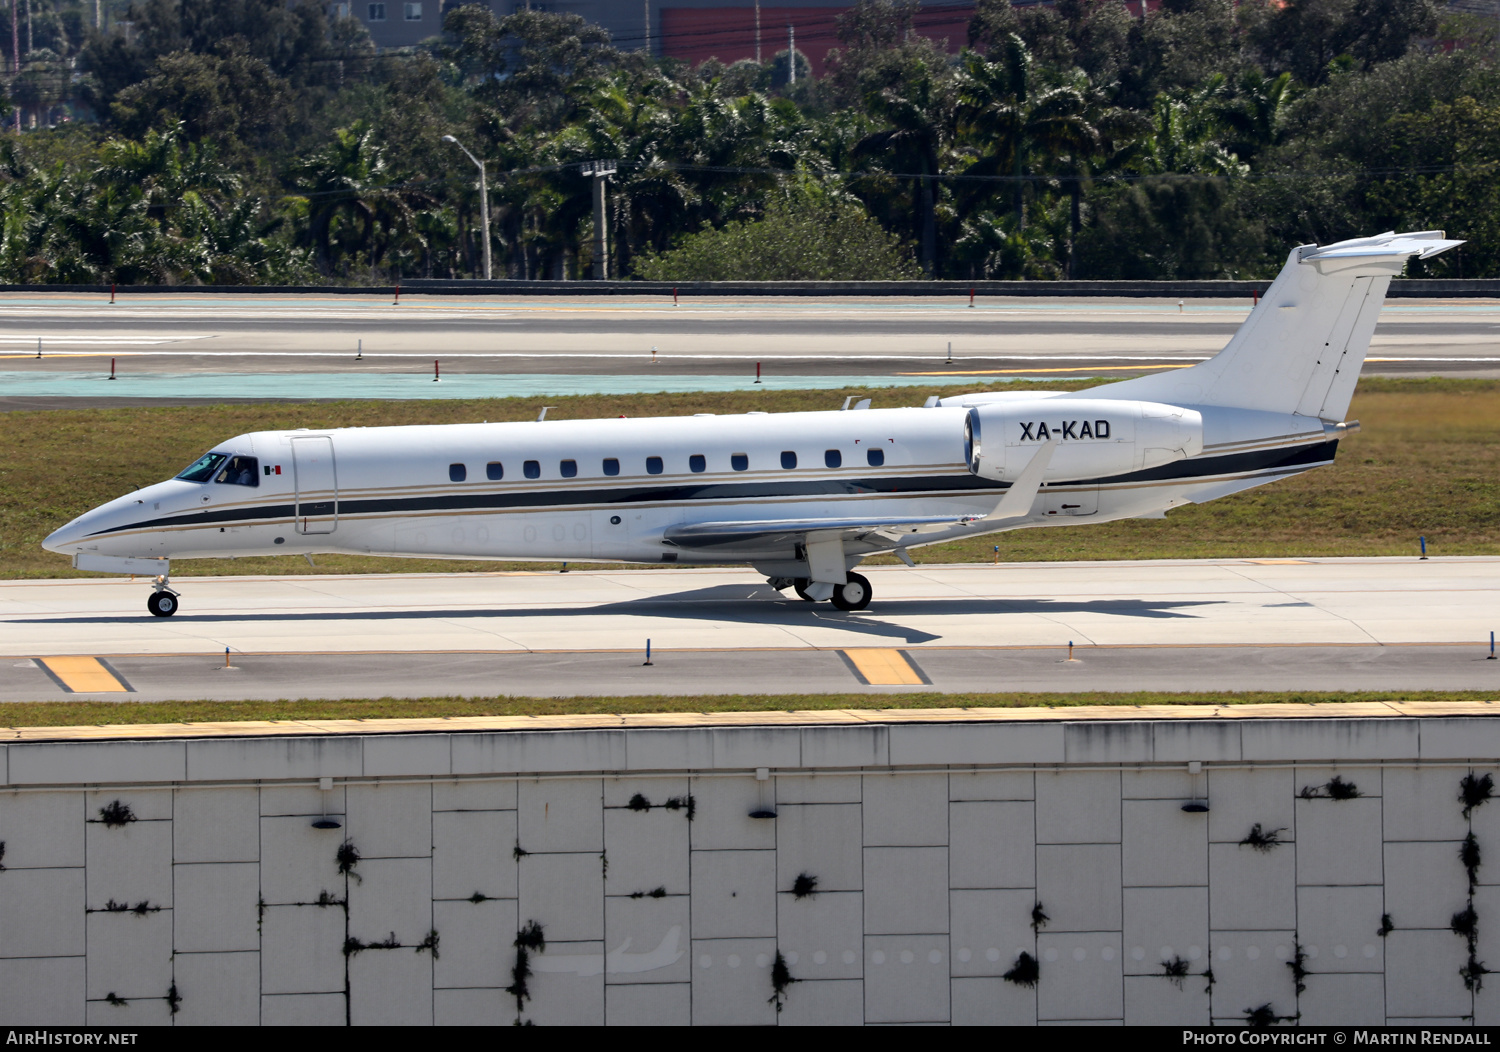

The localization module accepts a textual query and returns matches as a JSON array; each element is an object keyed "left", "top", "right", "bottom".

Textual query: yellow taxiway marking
[
  {"left": 842, "top": 649, "right": 929, "bottom": 686},
  {"left": 896, "top": 363, "right": 1195, "bottom": 376},
  {"left": 35, "top": 656, "right": 133, "bottom": 693}
]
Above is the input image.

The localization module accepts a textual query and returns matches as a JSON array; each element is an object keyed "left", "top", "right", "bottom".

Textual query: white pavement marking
[{"left": 0, "top": 558, "right": 1494, "bottom": 657}]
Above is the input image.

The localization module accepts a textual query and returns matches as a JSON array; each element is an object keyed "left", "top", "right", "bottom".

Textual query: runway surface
[
  {"left": 2, "top": 558, "right": 1495, "bottom": 702},
  {"left": 1, "top": 293, "right": 1496, "bottom": 407}
]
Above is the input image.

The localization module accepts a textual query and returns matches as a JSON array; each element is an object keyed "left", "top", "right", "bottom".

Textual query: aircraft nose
[{"left": 43, "top": 514, "right": 93, "bottom": 554}]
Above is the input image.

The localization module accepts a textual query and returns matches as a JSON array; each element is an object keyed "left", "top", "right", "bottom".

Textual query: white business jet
[{"left": 44, "top": 231, "right": 1458, "bottom": 617}]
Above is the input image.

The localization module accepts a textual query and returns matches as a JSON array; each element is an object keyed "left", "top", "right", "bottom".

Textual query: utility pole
[
  {"left": 11, "top": 0, "right": 18, "bottom": 134},
  {"left": 754, "top": 0, "right": 761, "bottom": 63},
  {"left": 581, "top": 160, "right": 617, "bottom": 280},
  {"left": 441, "top": 135, "right": 491, "bottom": 280},
  {"left": 787, "top": 24, "right": 795, "bottom": 85},
  {"left": 643, "top": 0, "right": 650, "bottom": 53}
]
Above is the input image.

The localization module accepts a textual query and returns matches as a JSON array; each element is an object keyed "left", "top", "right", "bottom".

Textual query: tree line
[{"left": 0, "top": 0, "right": 1496, "bottom": 284}]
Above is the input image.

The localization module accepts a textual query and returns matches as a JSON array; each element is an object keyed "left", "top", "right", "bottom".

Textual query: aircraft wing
[
  {"left": 662, "top": 437, "right": 1059, "bottom": 551},
  {"left": 663, "top": 515, "right": 979, "bottom": 549}
]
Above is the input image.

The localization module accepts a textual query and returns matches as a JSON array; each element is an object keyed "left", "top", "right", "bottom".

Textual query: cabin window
[
  {"left": 824, "top": 449, "right": 842, "bottom": 469},
  {"left": 731, "top": 453, "right": 748, "bottom": 471},
  {"left": 689, "top": 454, "right": 706, "bottom": 473},
  {"left": 449, "top": 463, "right": 467, "bottom": 482},
  {"left": 646, "top": 456, "right": 663, "bottom": 475},
  {"left": 524, "top": 460, "right": 541, "bottom": 479},
  {"left": 211, "top": 455, "right": 259, "bottom": 487},
  {"left": 176, "top": 452, "right": 227, "bottom": 483},
  {"left": 560, "top": 459, "right": 578, "bottom": 478},
  {"left": 867, "top": 448, "right": 885, "bottom": 467},
  {"left": 603, "top": 458, "right": 620, "bottom": 476},
  {"left": 780, "top": 451, "right": 797, "bottom": 469},
  {"left": 486, "top": 462, "right": 504, "bottom": 481}
]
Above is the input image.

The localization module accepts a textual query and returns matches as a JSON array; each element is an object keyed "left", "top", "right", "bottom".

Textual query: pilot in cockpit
[{"left": 215, "top": 455, "right": 259, "bottom": 487}]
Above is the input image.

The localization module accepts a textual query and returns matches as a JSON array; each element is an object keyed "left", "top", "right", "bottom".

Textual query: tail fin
[{"left": 1088, "top": 231, "right": 1462, "bottom": 421}]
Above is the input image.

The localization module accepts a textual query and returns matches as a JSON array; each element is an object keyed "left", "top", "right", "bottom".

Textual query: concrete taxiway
[{"left": 1, "top": 558, "right": 1495, "bottom": 702}]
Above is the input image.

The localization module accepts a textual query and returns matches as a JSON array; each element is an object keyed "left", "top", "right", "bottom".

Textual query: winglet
[{"left": 987, "top": 436, "right": 1058, "bottom": 523}]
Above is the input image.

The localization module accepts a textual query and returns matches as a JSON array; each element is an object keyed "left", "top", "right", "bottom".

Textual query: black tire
[
  {"left": 830, "top": 572, "right": 872, "bottom": 612},
  {"left": 147, "top": 592, "right": 178, "bottom": 618},
  {"left": 792, "top": 578, "right": 817, "bottom": 602}
]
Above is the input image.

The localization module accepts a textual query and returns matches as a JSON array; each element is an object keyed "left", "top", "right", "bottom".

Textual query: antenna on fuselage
[{"left": 537, "top": 406, "right": 556, "bottom": 422}]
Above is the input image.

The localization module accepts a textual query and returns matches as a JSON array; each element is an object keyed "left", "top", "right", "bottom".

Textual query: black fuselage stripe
[{"left": 91, "top": 441, "right": 1338, "bottom": 537}]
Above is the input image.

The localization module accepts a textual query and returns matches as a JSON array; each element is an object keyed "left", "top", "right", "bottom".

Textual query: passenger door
[{"left": 291, "top": 435, "right": 338, "bottom": 535}]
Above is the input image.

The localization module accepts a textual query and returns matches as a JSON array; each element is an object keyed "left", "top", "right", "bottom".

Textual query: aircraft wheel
[
  {"left": 147, "top": 592, "right": 178, "bottom": 618},
  {"left": 830, "top": 572, "right": 872, "bottom": 612},
  {"left": 793, "top": 579, "right": 818, "bottom": 602}
]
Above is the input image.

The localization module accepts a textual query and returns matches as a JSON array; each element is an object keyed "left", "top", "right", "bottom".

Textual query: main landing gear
[
  {"left": 147, "top": 575, "right": 180, "bottom": 617},
  {"left": 775, "top": 572, "right": 873, "bottom": 611}
]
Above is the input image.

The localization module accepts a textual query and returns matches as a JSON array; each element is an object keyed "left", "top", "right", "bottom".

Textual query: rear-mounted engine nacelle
[{"left": 966, "top": 398, "right": 1204, "bottom": 482}]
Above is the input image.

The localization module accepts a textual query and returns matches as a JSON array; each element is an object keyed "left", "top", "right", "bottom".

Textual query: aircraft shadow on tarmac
[{"left": 6, "top": 586, "right": 1224, "bottom": 647}]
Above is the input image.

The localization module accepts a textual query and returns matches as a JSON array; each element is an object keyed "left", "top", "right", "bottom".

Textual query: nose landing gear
[{"left": 147, "top": 575, "right": 180, "bottom": 617}]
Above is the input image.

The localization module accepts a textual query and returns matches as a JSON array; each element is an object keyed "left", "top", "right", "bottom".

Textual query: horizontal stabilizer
[{"left": 665, "top": 514, "right": 980, "bottom": 549}]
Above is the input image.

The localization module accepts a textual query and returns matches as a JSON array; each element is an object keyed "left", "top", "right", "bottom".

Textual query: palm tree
[
  {"left": 1216, "top": 71, "right": 1295, "bottom": 164},
  {"left": 291, "top": 123, "right": 426, "bottom": 277},
  {"left": 956, "top": 37, "right": 1100, "bottom": 232},
  {"left": 856, "top": 61, "right": 954, "bottom": 276}
]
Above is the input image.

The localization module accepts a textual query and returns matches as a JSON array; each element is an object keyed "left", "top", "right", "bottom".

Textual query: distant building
[{"left": 338, "top": 1, "right": 976, "bottom": 73}]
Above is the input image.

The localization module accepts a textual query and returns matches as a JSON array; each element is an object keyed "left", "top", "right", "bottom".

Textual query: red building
[{"left": 657, "top": 3, "right": 976, "bottom": 78}]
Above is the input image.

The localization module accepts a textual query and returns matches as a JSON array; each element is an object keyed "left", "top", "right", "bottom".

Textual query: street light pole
[{"left": 442, "top": 135, "right": 491, "bottom": 281}]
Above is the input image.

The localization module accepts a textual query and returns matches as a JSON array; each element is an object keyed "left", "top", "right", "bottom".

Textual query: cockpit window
[
  {"left": 177, "top": 452, "right": 228, "bottom": 483},
  {"left": 213, "top": 455, "right": 260, "bottom": 487}
]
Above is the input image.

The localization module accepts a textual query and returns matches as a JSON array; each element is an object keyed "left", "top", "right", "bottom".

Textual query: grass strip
[
  {"left": 4, "top": 376, "right": 1499, "bottom": 578},
  {"left": 1, "top": 690, "right": 1495, "bottom": 729}
]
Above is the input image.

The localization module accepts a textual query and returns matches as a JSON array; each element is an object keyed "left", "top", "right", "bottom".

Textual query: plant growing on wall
[
  {"left": 335, "top": 841, "right": 362, "bottom": 884},
  {"left": 0, "top": 840, "right": 6, "bottom": 871},
  {"left": 96, "top": 800, "right": 137, "bottom": 827},
  {"left": 90, "top": 898, "right": 160, "bottom": 915},
  {"left": 1286, "top": 943, "right": 1309, "bottom": 996},
  {"left": 513, "top": 840, "right": 530, "bottom": 861},
  {"left": 1454, "top": 771, "right": 1494, "bottom": 998},
  {"left": 1298, "top": 776, "right": 1361, "bottom": 800},
  {"left": 624, "top": 792, "right": 696, "bottom": 820},
  {"left": 628, "top": 887, "right": 667, "bottom": 899},
  {"left": 506, "top": 920, "right": 547, "bottom": 1024},
  {"left": 1461, "top": 773, "right": 1494, "bottom": 820},
  {"left": 1244, "top": 1003, "right": 1297, "bottom": 1027},
  {"left": 1161, "top": 956, "right": 1190, "bottom": 989},
  {"left": 1239, "top": 824, "right": 1286, "bottom": 852},
  {"left": 1003, "top": 951, "right": 1039, "bottom": 988},
  {"left": 791, "top": 873, "right": 819, "bottom": 899},
  {"left": 768, "top": 951, "right": 799, "bottom": 1013},
  {"left": 1031, "top": 902, "right": 1049, "bottom": 932},
  {"left": 1461, "top": 834, "right": 1482, "bottom": 892},
  {"left": 166, "top": 984, "right": 180, "bottom": 1016},
  {"left": 1378, "top": 914, "right": 1394, "bottom": 938}
]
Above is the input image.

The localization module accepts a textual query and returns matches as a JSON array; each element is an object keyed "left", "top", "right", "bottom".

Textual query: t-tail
[{"left": 1088, "top": 231, "right": 1462, "bottom": 421}]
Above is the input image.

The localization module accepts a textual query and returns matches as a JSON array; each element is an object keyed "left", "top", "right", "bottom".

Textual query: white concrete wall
[{"left": 1, "top": 716, "right": 1498, "bottom": 1025}]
